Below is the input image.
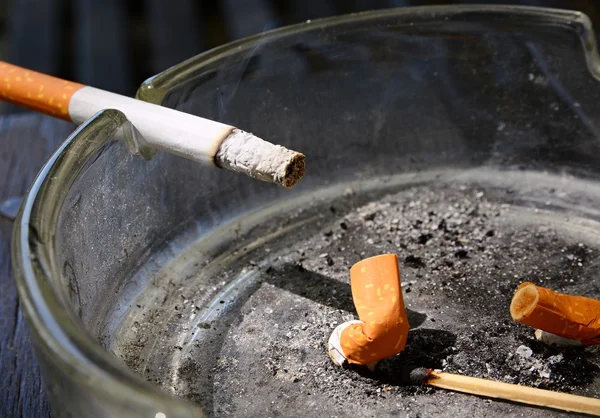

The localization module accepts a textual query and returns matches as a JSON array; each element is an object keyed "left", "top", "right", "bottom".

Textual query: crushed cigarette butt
[
  {"left": 327, "top": 254, "right": 410, "bottom": 367},
  {"left": 510, "top": 282, "right": 600, "bottom": 345}
]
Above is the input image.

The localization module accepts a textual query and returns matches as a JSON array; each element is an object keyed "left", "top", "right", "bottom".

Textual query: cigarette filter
[
  {"left": 328, "top": 254, "right": 410, "bottom": 366},
  {"left": 510, "top": 282, "right": 600, "bottom": 345}
]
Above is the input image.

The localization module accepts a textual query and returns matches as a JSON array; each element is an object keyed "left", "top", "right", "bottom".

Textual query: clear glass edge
[
  {"left": 11, "top": 110, "right": 204, "bottom": 416},
  {"left": 136, "top": 4, "right": 600, "bottom": 104}
]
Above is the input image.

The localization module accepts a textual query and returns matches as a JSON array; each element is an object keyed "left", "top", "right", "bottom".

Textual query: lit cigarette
[
  {"left": 510, "top": 282, "right": 600, "bottom": 345},
  {"left": 0, "top": 61, "right": 305, "bottom": 188},
  {"left": 328, "top": 254, "right": 410, "bottom": 367}
]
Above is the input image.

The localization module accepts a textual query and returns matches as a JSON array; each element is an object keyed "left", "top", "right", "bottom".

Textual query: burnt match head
[
  {"left": 393, "top": 364, "right": 431, "bottom": 386},
  {"left": 407, "top": 367, "right": 431, "bottom": 385}
]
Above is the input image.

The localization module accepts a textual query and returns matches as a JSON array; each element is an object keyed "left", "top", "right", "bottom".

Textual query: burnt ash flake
[{"left": 310, "top": 185, "right": 600, "bottom": 392}]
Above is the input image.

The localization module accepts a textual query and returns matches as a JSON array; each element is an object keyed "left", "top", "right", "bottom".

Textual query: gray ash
[
  {"left": 122, "top": 179, "right": 600, "bottom": 417},
  {"left": 219, "top": 183, "right": 599, "bottom": 415}
]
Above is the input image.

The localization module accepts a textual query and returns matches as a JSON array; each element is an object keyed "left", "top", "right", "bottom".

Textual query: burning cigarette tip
[
  {"left": 281, "top": 151, "right": 306, "bottom": 188},
  {"left": 215, "top": 129, "right": 306, "bottom": 188}
]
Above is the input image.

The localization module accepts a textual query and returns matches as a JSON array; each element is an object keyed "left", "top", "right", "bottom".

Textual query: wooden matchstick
[
  {"left": 425, "top": 369, "right": 600, "bottom": 416},
  {"left": 0, "top": 61, "right": 305, "bottom": 188}
]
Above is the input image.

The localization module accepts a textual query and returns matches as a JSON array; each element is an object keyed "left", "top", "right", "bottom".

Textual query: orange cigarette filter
[
  {"left": 339, "top": 254, "right": 410, "bottom": 365},
  {"left": 0, "top": 61, "right": 84, "bottom": 121},
  {"left": 510, "top": 282, "right": 600, "bottom": 345}
]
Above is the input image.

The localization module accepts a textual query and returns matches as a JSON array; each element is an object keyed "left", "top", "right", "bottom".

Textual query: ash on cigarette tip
[{"left": 215, "top": 129, "right": 305, "bottom": 187}]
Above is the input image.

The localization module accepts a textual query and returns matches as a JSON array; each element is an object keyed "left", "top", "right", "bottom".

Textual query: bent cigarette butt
[
  {"left": 328, "top": 254, "right": 410, "bottom": 367},
  {"left": 510, "top": 282, "right": 600, "bottom": 345}
]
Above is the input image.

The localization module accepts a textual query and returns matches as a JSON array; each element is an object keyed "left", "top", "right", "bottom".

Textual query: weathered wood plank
[
  {"left": 288, "top": 0, "right": 337, "bottom": 22},
  {"left": 0, "top": 114, "right": 74, "bottom": 418},
  {"left": 144, "top": 0, "right": 204, "bottom": 74},
  {"left": 220, "top": 0, "right": 278, "bottom": 40},
  {"left": 3, "top": 0, "right": 63, "bottom": 115},
  {"left": 336, "top": 0, "right": 395, "bottom": 14},
  {"left": 73, "top": 0, "right": 133, "bottom": 95}
]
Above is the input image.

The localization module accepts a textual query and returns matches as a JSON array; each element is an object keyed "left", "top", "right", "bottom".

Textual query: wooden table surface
[{"left": 0, "top": 113, "right": 74, "bottom": 418}]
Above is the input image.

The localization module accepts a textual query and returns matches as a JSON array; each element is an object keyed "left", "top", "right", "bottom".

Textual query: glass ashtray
[{"left": 12, "top": 5, "right": 600, "bottom": 417}]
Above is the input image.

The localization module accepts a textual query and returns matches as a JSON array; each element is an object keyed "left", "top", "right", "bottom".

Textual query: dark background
[
  {"left": 1, "top": 1, "right": 600, "bottom": 417},
  {"left": 0, "top": 0, "right": 599, "bottom": 106}
]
